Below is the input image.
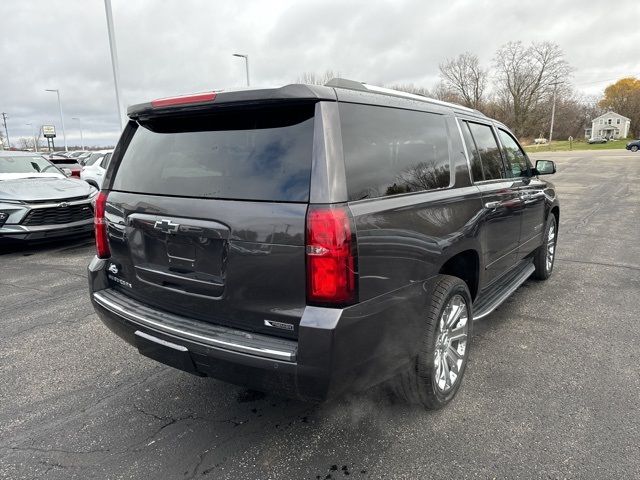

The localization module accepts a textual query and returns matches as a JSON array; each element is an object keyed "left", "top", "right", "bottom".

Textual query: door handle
[
  {"left": 484, "top": 201, "right": 501, "bottom": 210},
  {"left": 520, "top": 192, "right": 544, "bottom": 201}
]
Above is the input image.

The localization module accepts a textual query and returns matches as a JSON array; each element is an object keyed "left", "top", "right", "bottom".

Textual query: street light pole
[
  {"left": 232, "top": 53, "right": 250, "bottom": 86},
  {"left": 72, "top": 117, "right": 84, "bottom": 150},
  {"left": 25, "top": 123, "right": 37, "bottom": 152},
  {"left": 104, "top": 0, "right": 125, "bottom": 130},
  {"left": 45, "top": 89, "right": 68, "bottom": 151}
]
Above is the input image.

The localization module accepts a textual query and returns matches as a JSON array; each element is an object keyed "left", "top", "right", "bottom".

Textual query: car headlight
[{"left": 0, "top": 199, "right": 28, "bottom": 226}]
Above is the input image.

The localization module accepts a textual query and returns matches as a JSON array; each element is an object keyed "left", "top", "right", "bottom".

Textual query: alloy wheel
[
  {"left": 546, "top": 222, "right": 556, "bottom": 272},
  {"left": 433, "top": 294, "right": 469, "bottom": 393}
]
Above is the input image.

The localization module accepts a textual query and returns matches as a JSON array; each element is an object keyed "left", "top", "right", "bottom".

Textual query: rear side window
[
  {"left": 466, "top": 122, "right": 505, "bottom": 180},
  {"left": 459, "top": 121, "right": 484, "bottom": 181},
  {"left": 100, "top": 153, "right": 112, "bottom": 169},
  {"left": 497, "top": 129, "right": 530, "bottom": 177},
  {"left": 340, "top": 103, "right": 451, "bottom": 201},
  {"left": 112, "top": 104, "right": 315, "bottom": 202}
]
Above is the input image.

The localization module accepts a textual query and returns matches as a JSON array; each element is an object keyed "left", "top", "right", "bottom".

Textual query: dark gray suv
[{"left": 88, "top": 79, "right": 559, "bottom": 409}]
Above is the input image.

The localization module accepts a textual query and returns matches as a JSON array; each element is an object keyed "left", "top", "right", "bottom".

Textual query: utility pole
[
  {"left": 548, "top": 76, "right": 560, "bottom": 147},
  {"left": 1, "top": 112, "right": 10, "bottom": 148}
]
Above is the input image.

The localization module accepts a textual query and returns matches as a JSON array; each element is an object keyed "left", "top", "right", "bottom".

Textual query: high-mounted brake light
[
  {"left": 94, "top": 191, "right": 110, "bottom": 259},
  {"left": 151, "top": 92, "right": 217, "bottom": 108},
  {"left": 306, "top": 205, "right": 357, "bottom": 305}
]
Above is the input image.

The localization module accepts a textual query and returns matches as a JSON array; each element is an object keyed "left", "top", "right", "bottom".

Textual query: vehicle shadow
[
  {"left": 0, "top": 234, "right": 94, "bottom": 256},
  {"left": 119, "top": 372, "right": 429, "bottom": 479}
]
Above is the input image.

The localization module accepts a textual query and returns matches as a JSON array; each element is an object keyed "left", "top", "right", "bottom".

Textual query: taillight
[
  {"left": 306, "top": 205, "right": 357, "bottom": 305},
  {"left": 151, "top": 91, "right": 217, "bottom": 108},
  {"left": 94, "top": 191, "right": 110, "bottom": 258}
]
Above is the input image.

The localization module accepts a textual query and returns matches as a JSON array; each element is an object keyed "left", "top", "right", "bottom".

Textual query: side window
[
  {"left": 459, "top": 121, "right": 484, "bottom": 181},
  {"left": 467, "top": 122, "right": 505, "bottom": 180},
  {"left": 100, "top": 153, "right": 112, "bottom": 169},
  {"left": 497, "top": 129, "right": 530, "bottom": 177},
  {"left": 340, "top": 103, "right": 451, "bottom": 201}
]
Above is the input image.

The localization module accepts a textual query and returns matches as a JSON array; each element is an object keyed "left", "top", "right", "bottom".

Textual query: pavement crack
[
  {"left": 556, "top": 257, "right": 640, "bottom": 272},
  {"left": 7, "top": 445, "right": 110, "bottom": 455},
  {"left": 0, "top": 281, "right": 48, "bottom": 294},
  {"left": 6, "top": 310, "right": 96, "bottom": 338}
]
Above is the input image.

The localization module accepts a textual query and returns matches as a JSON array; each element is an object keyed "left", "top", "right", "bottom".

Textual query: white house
[{"left": 585, "top": 111, "right": 631, "bottom": 139}]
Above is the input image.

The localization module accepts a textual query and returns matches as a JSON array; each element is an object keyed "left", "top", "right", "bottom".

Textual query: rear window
[
  {"left": 340, "top": 103, "right": 451, "bottom": 201},
  {"left": 112, "top": 104, "right": 316, "bottom": 202}
]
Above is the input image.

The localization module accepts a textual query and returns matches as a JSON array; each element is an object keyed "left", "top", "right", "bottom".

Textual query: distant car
[
  {"left": 77, "top": 152, "right": 93, "bottom": 164},
  {"left": 80, "top": 150, "right": 113, "bottom": 189},
  {"left": 80, "top": 151, "right": 103, "bottom": 167},
  {"left": 0, "top": 151, "right": 97, "bottom": 242},
  {"left": 68, "top": 151, "right": 90, "bottom": 159},
  {"left": 587, "top": 136, "right": 608, "bottom": 144},
  {"left": 48, "top": 156, "right": 82, "bottom": 178},
  {"left": 49, "top": 151, "right": 73, "bottom": 158},
  {"left": 625, "top": 139, "right": 639, "bottom": 152},
  {"left": 534, "top": 137, "right": 547, "bottom": 145}
]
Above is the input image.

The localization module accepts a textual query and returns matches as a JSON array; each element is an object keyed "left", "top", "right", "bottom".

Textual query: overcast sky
[{"left": 2, "top": 0, "right": 639, "bottom": 147}]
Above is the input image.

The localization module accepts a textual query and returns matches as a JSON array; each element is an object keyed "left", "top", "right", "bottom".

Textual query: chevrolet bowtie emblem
[{"left": 153, "top": 219, "right": 180, "bottom": 234}]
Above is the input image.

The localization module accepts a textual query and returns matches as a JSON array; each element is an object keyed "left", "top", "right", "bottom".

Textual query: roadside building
[{"left": 585, "top": 112, "right": 631, "bottom": 139}]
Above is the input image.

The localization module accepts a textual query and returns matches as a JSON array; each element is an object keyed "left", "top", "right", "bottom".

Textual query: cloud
[{"left": 1, "top": 0, "right": 639, "bottom": 146}]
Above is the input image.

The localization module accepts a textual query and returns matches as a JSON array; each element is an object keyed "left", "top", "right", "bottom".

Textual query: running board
[{"left": 473, "top": 260, "right": 535, "bottom": 320}]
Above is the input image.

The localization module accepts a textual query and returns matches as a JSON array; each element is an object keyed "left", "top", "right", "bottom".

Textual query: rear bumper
[
  {"left": 0, "top": 218, "right": 94, "bottom": 241},
  {"left": 88, "top": 257, "right": 427, "bottom": 401}
]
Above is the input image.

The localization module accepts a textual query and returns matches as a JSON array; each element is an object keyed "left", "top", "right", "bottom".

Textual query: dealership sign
[{"left": 42, "top": 125, "right": 56, "bottom": 138}]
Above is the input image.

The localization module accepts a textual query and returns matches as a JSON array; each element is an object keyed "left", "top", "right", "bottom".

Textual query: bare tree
[
  {"left": 432, "top": 81, "right": 464, "bottom": 104},
  {"left": 297, "top": 70, "right": 341, "bottom": 85},
  {"left": 439, "top": 52, "right": 487, "bottom": 109},
  {"left": 493, "top": 41, "right": 571, "bottom": 137},
  {"left": 385, "top": 83, "right": 431, "bottom": 97},
  {"left": 17, "top": 137, "right": 35, "bottom": 150}
]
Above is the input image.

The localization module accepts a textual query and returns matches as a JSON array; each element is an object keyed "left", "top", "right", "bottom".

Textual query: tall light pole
[
  {"left": 548, "top": 76, "right": 560, "bottom": 147},
  {"left": 25, "top": 123, "right": 37, "bottom": 152},
  {"left": 232, "top": 53, "right": 250, "bottom": 86},
  {"left": 104, "top": 0, "right": 125, "bottom": 130},
  {"left": 72, "top": 117, "right": 84, "bottom": 150},
  {"left": 45, "top": 89, "right": 68, "bottom": 151}
]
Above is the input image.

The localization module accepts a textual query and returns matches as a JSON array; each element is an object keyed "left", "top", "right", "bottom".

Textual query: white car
[{"left": 80, "top": 150, "right": 113, "bottom": 189}]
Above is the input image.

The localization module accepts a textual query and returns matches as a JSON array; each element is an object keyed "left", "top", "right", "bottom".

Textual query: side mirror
[{"left": 535, "top": 160, "right": 556, "bottom": 175}]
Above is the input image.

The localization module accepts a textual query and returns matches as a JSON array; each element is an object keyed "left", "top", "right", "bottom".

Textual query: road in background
[{"left": 1, "top": 150, "right": 639, "bottom": 479}]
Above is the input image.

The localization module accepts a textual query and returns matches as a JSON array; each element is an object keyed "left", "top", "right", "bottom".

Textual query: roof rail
[{"left": 325, "top": 77, "right": 482, "bottom": 115}]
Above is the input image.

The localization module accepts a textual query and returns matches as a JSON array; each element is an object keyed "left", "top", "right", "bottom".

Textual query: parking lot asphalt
[{"left": 1, "top": 149, "right": 639, "bottom": 479}]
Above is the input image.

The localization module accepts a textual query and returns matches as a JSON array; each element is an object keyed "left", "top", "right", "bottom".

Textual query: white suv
[{"left": 80, "top": 150, "right": 113, "bottom": 189}]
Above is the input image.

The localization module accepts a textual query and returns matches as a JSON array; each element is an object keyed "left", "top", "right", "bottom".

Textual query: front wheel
[
  {"left": 631, "top": 145, "right": 639, "bottom": 152},
  {"left": 391, "top": 275, "right": 472, "bottom": 409},
  {"left": 533, "top": 214, "right": 557, "bottom": 280}
]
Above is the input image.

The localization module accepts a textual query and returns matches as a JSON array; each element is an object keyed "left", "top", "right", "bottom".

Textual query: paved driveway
[{"left": 1, "top": 149, "right": 639, "bottom": 479}]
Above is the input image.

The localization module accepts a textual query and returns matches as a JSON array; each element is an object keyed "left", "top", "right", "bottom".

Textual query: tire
[
  {"left": 391, "top": 275, "right": 473, "bottom": 409},
  {"left": 631, "top": 145, "right": 639, "bottom": 152},
  {"left": 533, "top": 214, "right": 557, "bottom": 280}
]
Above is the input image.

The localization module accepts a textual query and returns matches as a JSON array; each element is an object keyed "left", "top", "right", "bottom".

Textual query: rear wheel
[
  {"left": 391, "top": 275, "right": 472, "bottom": 409},
  {"left": 533, "top": 214, "right": 557, "bottom": 280}
]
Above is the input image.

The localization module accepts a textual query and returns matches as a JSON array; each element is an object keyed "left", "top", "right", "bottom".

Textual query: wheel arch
[{"left": 438, "top": 249, "right": 480, "bottom": 301}]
